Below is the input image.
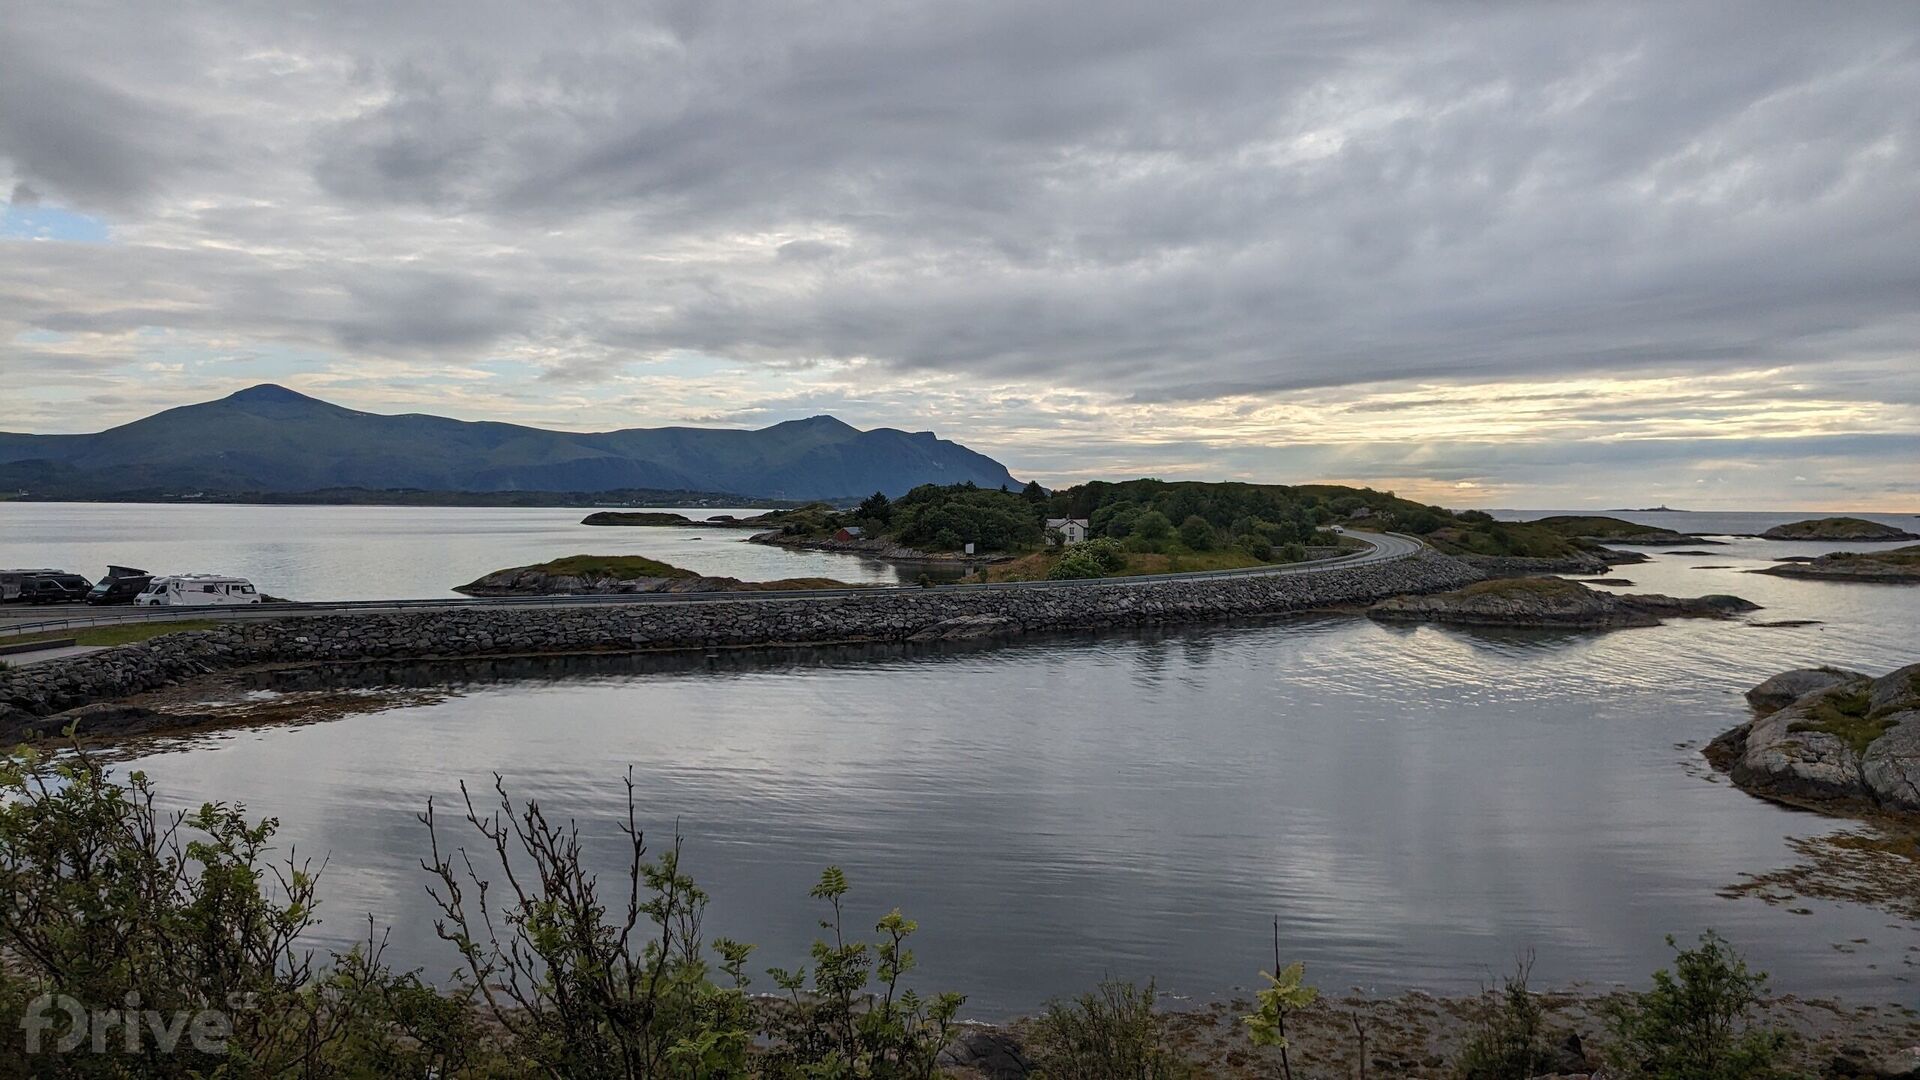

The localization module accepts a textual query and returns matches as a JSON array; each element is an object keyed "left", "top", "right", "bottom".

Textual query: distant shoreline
[{"left": 1, "top": 489, "right": 811, "bottom": 510}]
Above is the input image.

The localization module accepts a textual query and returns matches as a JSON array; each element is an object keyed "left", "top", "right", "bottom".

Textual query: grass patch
[
  {"left": 1454, "top": 577, "right": 1589, "bottom": 599},
  {"left": 3, "top": 620, "right": 221, "bottom": 650},
  {"left": 1789, "top": 688, "right": 1897, "bottom": 755},
  {"left": 523, "top": 555, "right": 698, "bottom": 580}
]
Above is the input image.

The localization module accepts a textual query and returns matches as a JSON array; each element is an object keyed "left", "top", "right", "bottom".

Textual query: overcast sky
[{"left": 2, "top": 2, "right": 1915, "bottom": 508}]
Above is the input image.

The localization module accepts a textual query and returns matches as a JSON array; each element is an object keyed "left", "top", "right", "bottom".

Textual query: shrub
[
  {"left": 1132, "top": 510, "right": 1174, "bottom": 545},
  {"left": 1603, "top": 932, "right": 1789, "bottom": 1080},
  {"left": 1278, "top": 542, "right": 1307, "bottom": 563},
  {"left": 1177, "top": 515, "right": 1216, "bottom": 551},
  {"left": 1047, "top": 550, "right": 1107, "bottom": 580},
  {"left": 1455, "top": 958, "right": 1549, "bottom": 1079},
  {"left": 1028, "top": 979, "right": 1190, "bottom": 1080},
  {"left": 1242, "top": 533, "right": 1274, "bottom": 560}
]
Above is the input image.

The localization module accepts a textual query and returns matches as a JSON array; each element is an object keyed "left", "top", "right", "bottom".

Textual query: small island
[
  {"left": 1758, "top": 516, "right": 1918, "bottom": 541},
  {"left": 1708, "top": 661, "right": 1919, "bottom": 816},
  {"left": 455, "top": 555, "right": 853, "bottom": 596},
  {"left": 1366, "top": 577, "right": 1758, "bottom": 628},
  {"left": 1751, "top": 544, "right": 1920, "bottom": 583},
  {"left": 580, "top": 511, "right": 701, "bottom": 526},
  {"left": 1528, "top": 514, "right": 1707, "bottom": 545}
]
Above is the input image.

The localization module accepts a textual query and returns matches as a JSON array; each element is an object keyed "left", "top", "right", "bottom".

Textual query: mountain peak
[
  {"left": 766, "top": 414, "right": 859, "bottom": 433},
  {"left": 225, "top": 383, "right": 317, "bottom": 404}
]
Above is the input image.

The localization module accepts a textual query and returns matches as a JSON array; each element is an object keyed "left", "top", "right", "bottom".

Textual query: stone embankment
[{"left": 0, "top": 549, "right": 1478, "bottom": 721}]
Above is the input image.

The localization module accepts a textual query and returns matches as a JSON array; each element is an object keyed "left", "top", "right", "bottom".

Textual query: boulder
[
  {"left": 1746, "top": 668, "right": 1867, "bottom": 713},
  {"left": 937, "top": 1028, "right": 1033, "bottom": 1079}
]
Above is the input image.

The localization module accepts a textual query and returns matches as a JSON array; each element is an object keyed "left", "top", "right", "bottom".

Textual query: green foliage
[
  {"left": 0, "top": 744, "right": 443, "bottom": 1076},
  {"left": 1177, "top": 515, "right": 1217, "bottom": 551},
  {"left": 1028, "top": 979, "right": 1190, "bottom": 1080},
  {"left": 887, "top": 484, "right": 1044, "bottom": 553},
  {"left": 1277, "top": 542, "right": 1307, "bottom": 563},
  {"left": 761, "top": 868, "right": 964, "bottom": 1079},
  {"left": 1243, "top": 961, "right": 1318, "bottom": 1050},
  {"left": 1603, "top": 932, "right": 1790, "bottom": 1080},
  {"left": 1132, "top": 510, "right": 1174, "bottom": 545},
  {"left": 1046, "top": 538, "right": 1129, "bottom": 579},
  {"left": 855, "top": 491, "right": 893, "bottom": 524},
  {"left": 0, "top": 746, "right": 962, "bottom": 1078},
  {"left": 1455, "top": 959, "right": 1549, "bottom": 1080}
]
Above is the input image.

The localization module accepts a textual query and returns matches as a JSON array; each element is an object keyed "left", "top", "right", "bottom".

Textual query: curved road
[{"left": 0, "top": 529, "right": 1424, "bottom": 643}]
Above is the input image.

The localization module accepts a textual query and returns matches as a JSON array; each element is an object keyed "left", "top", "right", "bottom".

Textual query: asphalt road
[{"left": 0, "top": 530, "right": 1424, "bottom": 642}]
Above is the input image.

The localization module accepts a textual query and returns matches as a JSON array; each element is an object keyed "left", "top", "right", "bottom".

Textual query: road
[{"left": 0, "top": 530, "right": 1424, "bottom": 646}]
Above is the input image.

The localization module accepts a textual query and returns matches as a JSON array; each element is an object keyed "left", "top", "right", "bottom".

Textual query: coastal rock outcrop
[
  {"left": 1708, "top": 662, "right": 1920, "bottom": 815},
  {"left": 1759, "top": 517, "right": 1919, "bottom": 541},
  {"left": 1366, "top": 577, "right": 1757, "bottom": 629},
  {"left": 1752, "top": 545, "right": 1920, "bottom": 584}
]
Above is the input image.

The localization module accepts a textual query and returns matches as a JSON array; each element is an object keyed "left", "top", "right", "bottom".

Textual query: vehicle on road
[
  {"left": 85, "top": 566, "right": 154, "bottom": 605},
  {"left": 1, "top": 568, "right": 66, "bottom": 603},
  {"left": 139, "top": 574, "right": 263, "bottom": 607},
  {"left": 19, "top": 573, "right": 94, "bottom": 604}
]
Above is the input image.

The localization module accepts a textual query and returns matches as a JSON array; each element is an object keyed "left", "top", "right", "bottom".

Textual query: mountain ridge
[{"left": 0, "top": 385, "right": 1022, "bottom": 501}]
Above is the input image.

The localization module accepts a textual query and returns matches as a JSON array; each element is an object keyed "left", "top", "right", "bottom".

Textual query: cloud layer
[{"left": 2, "top": 1, "right": 1915, "bottom": 507}]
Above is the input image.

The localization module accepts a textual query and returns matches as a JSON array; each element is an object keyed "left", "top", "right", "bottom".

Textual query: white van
[{"left": 139, "top": 575, "right": 263, "bottom": 607}]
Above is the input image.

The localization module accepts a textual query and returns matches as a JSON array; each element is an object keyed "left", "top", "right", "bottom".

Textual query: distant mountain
[{"left": 0, "top": 385, "right": 1022, "bottom": 501}]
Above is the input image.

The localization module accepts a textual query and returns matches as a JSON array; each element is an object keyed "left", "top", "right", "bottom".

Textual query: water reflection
[{"left": 126, "top": 581, "right": 1918, "bottom": 1017}]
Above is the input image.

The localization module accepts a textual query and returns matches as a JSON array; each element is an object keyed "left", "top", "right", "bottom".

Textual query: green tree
[
  {"left": 1133, "top": 510, "right": 1174, "bottom": 545},
  {"left": 856, "top": 491, "right": 893, "bottom": 523},
  {"left": 1604, "top": 932, "right": 1789, "bottom": 1080},
  {"left": 1178, "top": 515, "right": 1217, "bottom": 551}
]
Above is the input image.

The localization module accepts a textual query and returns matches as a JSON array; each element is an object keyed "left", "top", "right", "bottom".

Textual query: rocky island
[
  {"left": 455, "top": 555, "right": 853, "bottom": 596},
  {"left": 1752, "top": 545, "right": 1920, "bottom": 583},
  {"left": 1708, "top": 662, "right": 1920, "bottom": 816},
  {"left": 580, "top": 511, "right": 701, "bottom": 526},
  {"left": 1366, "top": 576, "right": 1758, "bottom": 628},
  {"left": 1758, "top": 516, "right": 1919, "bottom": 541},
  {"left": 1528, "top": 514, "right": 1709, "bottom": 545}
]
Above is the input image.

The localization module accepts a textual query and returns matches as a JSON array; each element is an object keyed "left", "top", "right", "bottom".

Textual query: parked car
[
  {"left": 19, "top": 573, "right": 94, "bottom": 604},
  {"left": 138, "top": 574, "right": 263, "bottom": 607},
  {"left": 0, "top": 568, "right": 65, "bottom": 603},
  {"left": 85, "top": 566, "right": 153, "bottom": 605}
]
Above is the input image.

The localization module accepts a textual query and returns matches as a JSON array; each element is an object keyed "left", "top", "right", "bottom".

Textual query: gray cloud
[{"left": 0, "top": 1, "right": 1914, "bottom": 504}]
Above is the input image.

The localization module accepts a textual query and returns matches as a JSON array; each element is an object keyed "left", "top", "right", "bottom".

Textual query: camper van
[
  {"left": 1, "top": 569, "right": 69, "bottom": 603},
  {"left": 86, "top": 566, "right": 153, "bottom": 605},
  {"left": 139, "top": 575, "right": 263, "bottom": 607}
]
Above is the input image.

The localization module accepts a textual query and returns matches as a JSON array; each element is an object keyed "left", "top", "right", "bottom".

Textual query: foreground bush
[
  {"left": 1027, "top": 979, "right": 1189, "bottom": 1080},
  {"left": 1604, "top": 932, "right": 1791, "bottom": 1080},
  {"left": 0, "top": 746, "right": 960, "bottom": 1078}
]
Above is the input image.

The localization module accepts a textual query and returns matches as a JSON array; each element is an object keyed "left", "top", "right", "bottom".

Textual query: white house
[{"left": 1045, "top": 517, "right": 1090, "bottom": 545}]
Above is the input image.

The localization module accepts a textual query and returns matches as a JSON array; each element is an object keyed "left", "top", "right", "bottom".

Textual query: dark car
[
  {"left": 20, "top": 574, "right": 93, "bottom": 604},
  {"left": 85, "top": 566, "right": 153, "bottom": 605}
]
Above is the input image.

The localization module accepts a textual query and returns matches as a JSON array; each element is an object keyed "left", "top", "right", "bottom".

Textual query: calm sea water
[
  {"left": 0, "top": 502, "right": 959, "bottom": 598},
  {"left": 71, "top": 505, "right": 1918, "bottom": 1017}
]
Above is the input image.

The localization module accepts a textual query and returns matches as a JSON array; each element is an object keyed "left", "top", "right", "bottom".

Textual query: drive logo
[{"left": 19, "top": 992, "right": 246, "bottom": 1056}]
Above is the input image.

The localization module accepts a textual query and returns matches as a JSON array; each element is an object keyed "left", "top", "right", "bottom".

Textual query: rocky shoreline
[
  {"left": 0, "top": 547, "right": 1480, "bottom": 730},
  {"left": 1760, "top": 517, "right": 1920, "bottom": 542}
]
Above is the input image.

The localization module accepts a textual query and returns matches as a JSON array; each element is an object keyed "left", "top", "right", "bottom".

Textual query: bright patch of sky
[{"left": 0, "top": 204, "right": 110, "bottom": 243}]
